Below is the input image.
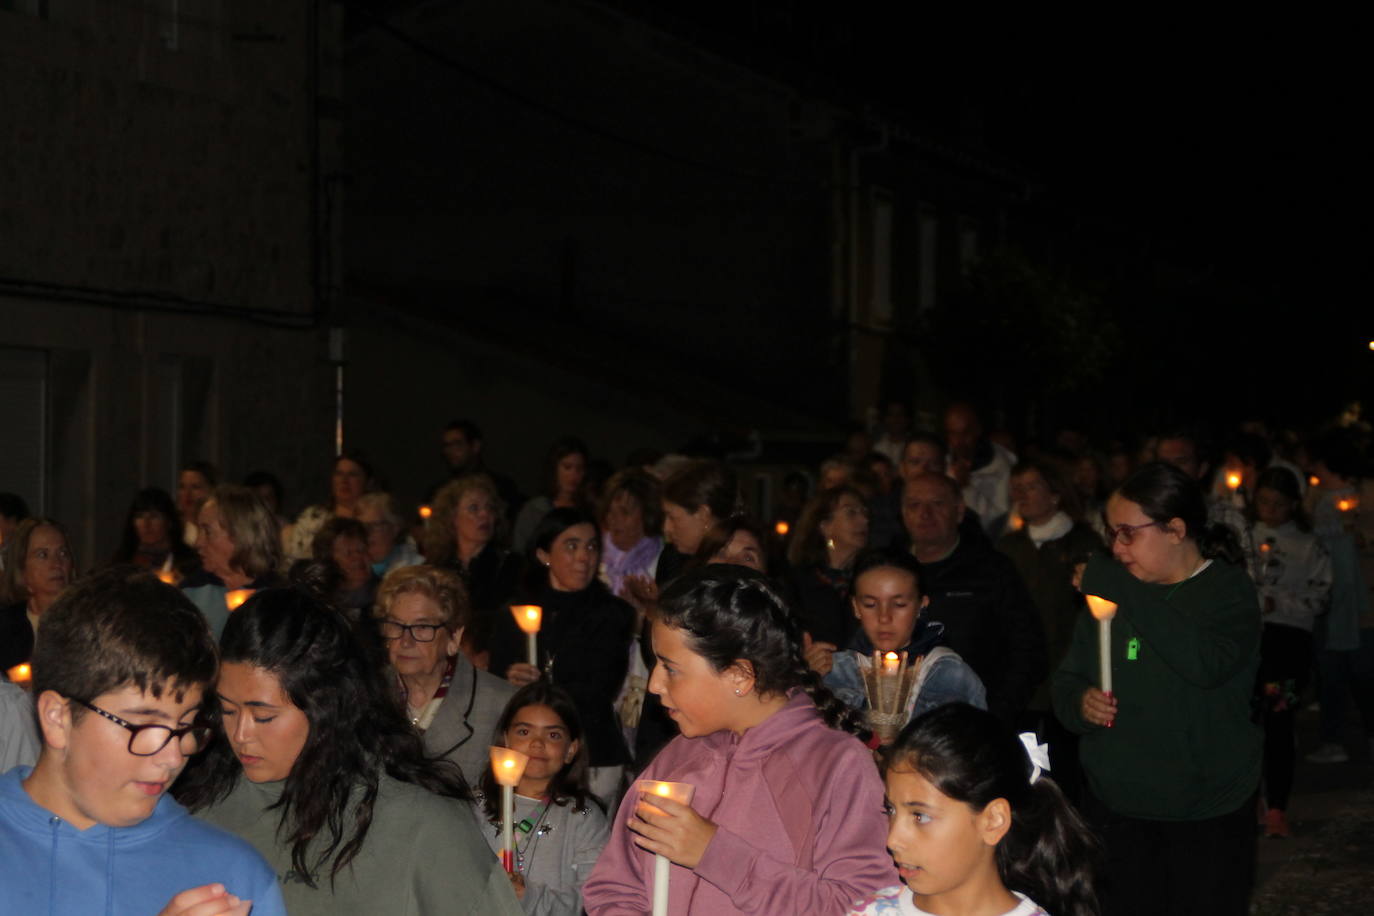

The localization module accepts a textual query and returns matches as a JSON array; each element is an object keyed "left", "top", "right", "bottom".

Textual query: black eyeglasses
[
  {"left": 1104, "top": 521, "right": 1162, "bottom": 546},
  {"left": 69, "top": 697, "right": 213, "bottom": 757},
  {"left": 378, "top": 620, "right": 443, "bottom": 642}
]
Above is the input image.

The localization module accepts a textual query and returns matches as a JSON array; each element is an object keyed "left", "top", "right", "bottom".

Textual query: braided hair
[{"left": 656, "top": 564, "right": 866, "bottom": 736}]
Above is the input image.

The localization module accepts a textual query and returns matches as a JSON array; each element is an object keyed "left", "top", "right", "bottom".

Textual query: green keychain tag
[{"left": 1126, "top": 637, "right": 1140, "bottom": 661}]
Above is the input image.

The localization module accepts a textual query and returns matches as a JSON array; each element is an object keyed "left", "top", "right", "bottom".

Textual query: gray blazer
[{"left": 422, "top": 654, "right": 518, "bottom": 788}]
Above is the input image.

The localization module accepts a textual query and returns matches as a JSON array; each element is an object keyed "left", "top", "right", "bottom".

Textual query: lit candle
[
  {"left": 774, "top": 520, "right": 790, "bottom": 537},
  {"left": 490, "top": 746, "right": 531, "bottom": 873},
  {"left": 1226, "top": 472, "right": 1242, "bottom": 491},
  {"left": 156, "top": 555, "right": 177, "bottom": 585},
  {"left": 1085, "top": 594, "right": 1118, "bottom": 699},
  {"left": 1309, "top": 475, "right": 1321, "bottom": 488},
  {"left": 880, "top": 651, "right": 901, "bottom": 675},
  {"left": 224, "top": 589, "right": 255, "bottom": 612},
  {"left": 636, "top": 780, "right": 696, "bottom": 916},
  {"left": 5, "top": 663, "right": 31, "bottom": 688},
  {"left": 511, "top": 605, "right": 542, "bottom": 667},
  {"left": 418, "top": 504, "right": 433, "bottom": 520}
]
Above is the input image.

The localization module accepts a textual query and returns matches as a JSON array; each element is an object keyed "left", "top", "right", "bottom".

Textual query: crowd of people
[{"left": 1, "top": 403, "right": 1373, "bottom": 915}]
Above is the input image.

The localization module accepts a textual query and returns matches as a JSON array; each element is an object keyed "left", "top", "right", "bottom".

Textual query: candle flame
[
  {"left": 1310, "top": 475, "right": 1321, "bottom": 487},
  {"left": 155, "top": 568, "right": 177, "bottom": 585},
  {"left": 419, "top": 504, "right": 433, "bottom": 520},
  {"left": 774, "top": 520, "right": 789, "bottom": 536},
  {"left": 1260, "top": 542, "right": 1271, "bottom": 553},
  {"left": 511, "top": 605, "right": 543, "bottom": 634},
  {"left": 6, "top": 663, "right": 31, "bottom": 684},
  {"left": 884, "top": 651, "right": 899, "bottom": 663},
  {"left": 1226, "top": 472, "right": 1242, "bottom": 490},
  {"left": 636, "top": 780, "right": 695, "bottom": 806},
  {"left": 1339, "top": 498, "right": 1356, "bottom": 512},
  {"left": 1085, "top": 594, "right": 1118, "bottom": 621},
  {"left": 225, "top": 589, "right": 254, "bottom": 611},
  {"left": 489, "top": 746, "right": 530, "bottom": 786}
]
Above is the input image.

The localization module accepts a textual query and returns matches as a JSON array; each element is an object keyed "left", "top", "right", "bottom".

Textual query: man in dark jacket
[{"left": 902, "top": 472, "right": 1046, "bottom": 721}]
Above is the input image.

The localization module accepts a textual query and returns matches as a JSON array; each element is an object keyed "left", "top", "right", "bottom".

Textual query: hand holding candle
[
  {"left": 490, "top": 746, "right": 531, "bottom": 873},
  {"left": 631, "top": 781, "right": 699, "bottom": 916},
  {"left": 511, "top": 605, "right": 542, "bottom": 667}
]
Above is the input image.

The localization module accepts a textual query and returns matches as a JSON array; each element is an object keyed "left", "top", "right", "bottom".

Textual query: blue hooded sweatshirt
[{"left": 0, "top": 766, "right": 285, "bottom": 916}]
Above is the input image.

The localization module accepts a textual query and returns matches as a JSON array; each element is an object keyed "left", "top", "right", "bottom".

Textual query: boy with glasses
[{"left": 0, "top": 567, "right": 285, "bottom": 915}]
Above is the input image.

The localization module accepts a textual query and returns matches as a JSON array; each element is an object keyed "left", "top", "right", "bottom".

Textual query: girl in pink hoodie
[{"left": 583, "top": 565, "right": 896, "bottom": 914}]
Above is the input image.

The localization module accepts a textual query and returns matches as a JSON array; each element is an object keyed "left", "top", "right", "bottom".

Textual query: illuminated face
[
  {"left": 383, "top": 592, "right": 459, "bottom": 681},
  {"left": 885, "top": 766, "right": 997, "bottom": 903},
  {"left": 23, "top": 525, "right": 73, "bottom": 602},
  {"left": 852, "top": 566, "right": 926, "bottom": 652},
  {"left": 1009, "top": 470, "right": 1058, "bottom": 527},
  {"left": 1106, "top": 494, "right": 1182, "bottom": 585},
  {"left": 217, "top": 663, "right": 310, "bottom": 784},
  {"left": 604, "top": 490, "right": 646, "bottom": 552},
  {"left": 177, "top": 470, "right": 211, "bottom": 521},
  {"left": 662, "top": 501, "right": 713, "bottom": 555},
  {"left": 195, "top": 501, "right": 238, "bottom": 580},
  {"left": 453, "top": 488, "right": 498, "bottom": 549},
  {"left": 331, "top": 459, "right": 367, "bottom": 508},
  {"left": 819, "top": 493, "right": 870, "bottom": 556},
  {"left": 648, "top": 621, "right": 743, "bottom": 738},
  {"left": 901, "top": 442, "right": 946, "bottom": 483},
  {"left": 711, "top": 529, "right": 765, "bottom": 572},
  {"left": 538, "top": 523, "right": 599, "bottom": 592},
  {"left": 41, "top": 682, "right": 204, "bottom": 830},
  {"left": 902, "top": 478, "right": 964, "bottom": 553},
  {"left": 503, "top": 704, "right": 578, "bottom": 791},
  {"left": 132, "top": 510, "right": 172, "bottom": 549}
]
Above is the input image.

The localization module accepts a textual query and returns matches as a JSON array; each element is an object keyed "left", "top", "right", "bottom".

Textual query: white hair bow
[{"left": 1018, "top": 732, "right": 1051, "bottom": 785}]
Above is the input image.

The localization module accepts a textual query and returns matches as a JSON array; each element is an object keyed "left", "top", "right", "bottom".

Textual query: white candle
[
  {"left": 512, "top": 605, "right": 542, "bottom": 668},
  {"left": 637, "top": 780, "right": 696, "bottom": 916},
  {"left": 490, "top": 746, "right": 530, "bottom": 873},
  {"left": 1085, "top": 595, "right": 1118, "bottom": 696}
]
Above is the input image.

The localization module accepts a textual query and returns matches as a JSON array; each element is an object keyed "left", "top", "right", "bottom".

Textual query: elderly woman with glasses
[
  {"left": 373, "top": 565, "right": 515, "bottom": 788},
  {"left": 1053, "top": 461, "right": 1261, "bottom": 916}
]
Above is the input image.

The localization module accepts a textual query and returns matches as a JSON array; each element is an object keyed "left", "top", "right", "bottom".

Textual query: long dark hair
[
  {"left": 887, "top": 704, "right": 1100, "bottom": 916},
  {"left": 479, "top": 682, "right": 593, "bottom": 823},
  {"left": 656, "top": 565, "right": 865, "bottom": 736},
  {"left": 174, "top": 584, "right": 468, "bottom": 887},
  {"left": 1117, "top": 461, "right": 1244, "bottom": 565}
]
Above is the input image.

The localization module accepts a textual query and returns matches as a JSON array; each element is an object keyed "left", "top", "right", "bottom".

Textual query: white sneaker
[{"left": 1306, "top": 742, "right": 1349, "bottom": 764}]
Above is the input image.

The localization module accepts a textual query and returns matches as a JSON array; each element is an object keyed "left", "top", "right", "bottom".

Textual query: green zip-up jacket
[{"left": 1053, "top": 554, "right": 1261, "bottom": 821}]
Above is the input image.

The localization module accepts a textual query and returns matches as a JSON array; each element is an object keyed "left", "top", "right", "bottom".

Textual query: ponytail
[
  {"left": 657, "top": 564, "right": 867, "bottom": 738},
  {"left": 888, "top": 705, "right": 1101, "bottom": 916},
  {"left": 1197, "top": 522, "right": 1245, "bottom": 566},
  {"left": 997, "top": 777, "right": 1101, "bottom": 916}
]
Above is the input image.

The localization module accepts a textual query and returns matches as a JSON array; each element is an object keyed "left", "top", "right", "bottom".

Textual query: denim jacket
[{"left": 824, "top": 619, "right": 987, "bottom": 722}]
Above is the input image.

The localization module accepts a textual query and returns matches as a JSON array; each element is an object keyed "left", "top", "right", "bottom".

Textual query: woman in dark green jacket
[{"left": 1053, "top": 461, "right": 1261, "bottom": 916}]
